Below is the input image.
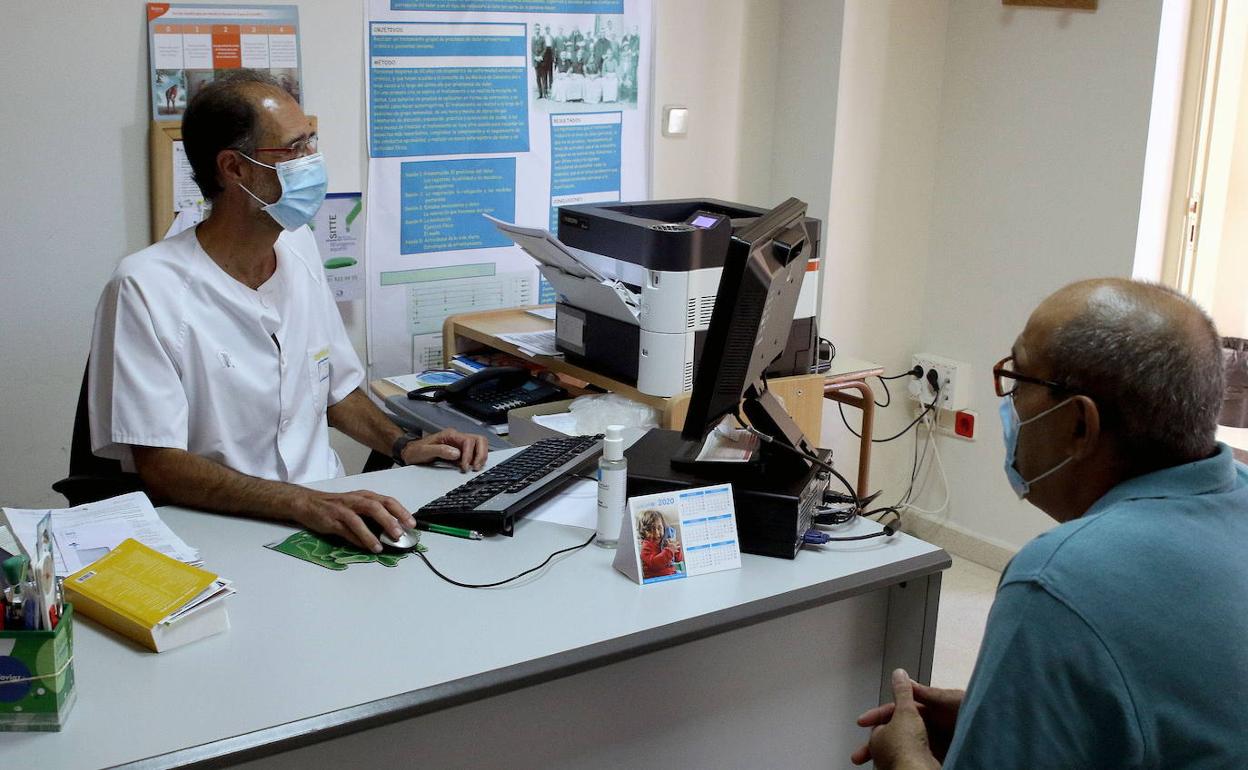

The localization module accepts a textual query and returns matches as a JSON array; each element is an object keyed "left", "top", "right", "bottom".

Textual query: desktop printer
[{"left": 498, "top": 199, "right": 821, "bottom": 397}]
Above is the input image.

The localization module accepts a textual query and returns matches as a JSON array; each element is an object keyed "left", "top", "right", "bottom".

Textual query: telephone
[{"left": 407, "top": 366, "right": 565, "bottom": 425}]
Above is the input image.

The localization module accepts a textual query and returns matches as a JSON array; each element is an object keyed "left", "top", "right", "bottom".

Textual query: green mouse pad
[{"left": 265, "top": 531, "right": 423, "bottom": 571}]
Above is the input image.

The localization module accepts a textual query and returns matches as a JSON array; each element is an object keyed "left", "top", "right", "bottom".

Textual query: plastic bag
[{"left": 568, "top": 393, "right": 660, "bottom": 435}]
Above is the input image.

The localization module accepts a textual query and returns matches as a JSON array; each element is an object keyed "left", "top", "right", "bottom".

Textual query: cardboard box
[
  {"left": 0, "top": 603, "right": 76, "bottom": 731},
  {"left": 507, "top": 399, "right": 579, "bottom": 445}
]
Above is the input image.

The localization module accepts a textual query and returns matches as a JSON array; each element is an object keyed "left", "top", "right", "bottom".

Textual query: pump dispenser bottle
[{"left": 595, "top": 425, "right": 626, "bottom": 548}]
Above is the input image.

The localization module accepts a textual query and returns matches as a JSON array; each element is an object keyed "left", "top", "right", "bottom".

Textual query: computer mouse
[
  {"left": 364, "top": 518, "right": 422, "bottom": 551},
  {"left": 379, "top": 529, "right": 421, "bottom": 551}
]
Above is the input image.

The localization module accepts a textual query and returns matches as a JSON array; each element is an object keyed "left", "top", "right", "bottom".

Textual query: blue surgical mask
[
  {"left": 239, "top": 152, "right": 328, "bottom": 231},
  {"left": 999, "top": 396, "right": 1076, "bottom": 499}
]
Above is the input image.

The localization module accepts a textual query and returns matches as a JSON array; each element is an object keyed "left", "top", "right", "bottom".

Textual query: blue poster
[
  {"left": 370, "top": 22, "right": 529, "bottom": 157},
  {"left": 548, "top": 112, "right": 622, "bottom": 231},
  {"left": 365, "top": 0, "right": 651, "bottom": 380},
  {"left": 400, "top": 158, "right": 517, "bottom": 255}
]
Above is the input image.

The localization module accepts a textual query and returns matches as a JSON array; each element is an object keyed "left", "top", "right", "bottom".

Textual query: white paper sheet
[
  {"left": 483, "top": 215, "right": 603, "bottom": 281},
  {"left": 531, "top": 412, "right": 580, "bottom": 436},
  {"left": 498, "top": 329, "right": 561, "bottom": 357},
  {"left": 694, "top": 415, "right": 760, "bottom": 463},
  {"left": 525, "top": 479, "right": 596, "bottom": 530},
  {"left": 2, "top": 492, "right": 200, "bottom": 577},
  {"left": 526, "top": 307, "right": 557, "bottom": 320}
]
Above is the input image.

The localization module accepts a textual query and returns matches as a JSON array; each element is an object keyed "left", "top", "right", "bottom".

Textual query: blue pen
[{"left": 22, "top": 587, "right": 37, "bottom": 630}]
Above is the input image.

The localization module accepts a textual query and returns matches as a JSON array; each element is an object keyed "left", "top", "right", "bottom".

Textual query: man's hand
[
  {"left": 293, "top": 489, "right": 417, "bottom": 553},
  {"left": 853, "top": 676, "right": 965, "bottom": 765},
  {"left": 401, "top": 428, "right": 488, "bottom": 472},
  {"left": 850, "top": 669, "right": 944, "bottom": 769}
]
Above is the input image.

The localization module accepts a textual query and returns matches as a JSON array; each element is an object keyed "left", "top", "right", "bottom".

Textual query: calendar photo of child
[
  {"left": 614, "top": 484, "right": 741, "bottom": 585},
  {"left": 636, "top": 507, "right": 686, "bottom": 583}
]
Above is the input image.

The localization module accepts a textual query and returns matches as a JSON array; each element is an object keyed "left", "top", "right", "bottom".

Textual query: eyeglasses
[
  {"left": 992, "top": 356, "right": 1070, "bottom": 398},
  {"left": 251, "top": 133, "right": 318, "bottom": 159}
]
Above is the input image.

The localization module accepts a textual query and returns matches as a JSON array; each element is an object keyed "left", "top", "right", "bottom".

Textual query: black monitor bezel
[{"left": 680, "top": 197, "right": 810, "bottom": 443}]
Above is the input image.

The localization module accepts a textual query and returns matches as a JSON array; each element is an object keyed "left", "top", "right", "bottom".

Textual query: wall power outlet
[{"left": 911, "top": 353, "right": 972, "bottom": 412}]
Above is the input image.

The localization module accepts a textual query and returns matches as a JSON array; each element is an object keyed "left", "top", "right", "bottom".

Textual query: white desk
[{"left": 1, "top": 453, "right": 948, "bottom": 768}]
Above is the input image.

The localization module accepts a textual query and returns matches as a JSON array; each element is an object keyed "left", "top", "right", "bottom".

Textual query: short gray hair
[
  {"left": 1044, "top": 281, "right": 1223, "bottom": 467},
  {"left": 182, "top": 70, "right": 286, "bottom": 200}
]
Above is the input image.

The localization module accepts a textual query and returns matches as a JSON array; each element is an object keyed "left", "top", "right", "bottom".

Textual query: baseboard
[{"left": 900, "top": 510, "right": 1016, "bottom": 573}]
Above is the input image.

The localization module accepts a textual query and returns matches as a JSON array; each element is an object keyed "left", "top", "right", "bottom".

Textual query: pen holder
[{"left": 0, "top": 603, "right": 76, "bottom": 731}]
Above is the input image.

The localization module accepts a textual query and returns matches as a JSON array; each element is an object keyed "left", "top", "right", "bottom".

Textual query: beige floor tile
[{"left": 930, "top": 555, "right": 1000, "bottom": 690}]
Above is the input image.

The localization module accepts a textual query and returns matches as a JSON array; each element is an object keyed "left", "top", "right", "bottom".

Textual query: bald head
[{"left": 1023, "top": 278, "right": 1223, "bottom": 468}]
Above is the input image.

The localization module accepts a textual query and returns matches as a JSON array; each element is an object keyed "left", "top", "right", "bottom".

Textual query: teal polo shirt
[{"left": 945, "top": 444, "right": 1248, "bottom": 769}]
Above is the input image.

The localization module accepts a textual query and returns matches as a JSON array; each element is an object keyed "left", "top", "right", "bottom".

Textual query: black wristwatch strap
[{"left": 391, "top": 432, "right": 419, "bottom": 466}]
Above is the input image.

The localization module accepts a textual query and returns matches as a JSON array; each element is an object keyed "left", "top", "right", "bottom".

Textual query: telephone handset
[{"left": 407, "top": 366, "right": 565, "bottom": 425}]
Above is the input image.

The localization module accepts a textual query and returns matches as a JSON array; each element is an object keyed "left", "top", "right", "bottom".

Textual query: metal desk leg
[{"left": 823, "top": 379, "right": 876, "bottom": 498}]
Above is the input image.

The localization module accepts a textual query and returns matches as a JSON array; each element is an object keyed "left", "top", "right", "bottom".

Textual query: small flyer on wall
[
  {"left": 147, "top": 3, "right": 302, "bottom": 121},
  {"left": 613, "top": 484, "right": 742, "bottom": 585},
  {"left": 311, "top": 193, "right": 365, "bottom": 302}
]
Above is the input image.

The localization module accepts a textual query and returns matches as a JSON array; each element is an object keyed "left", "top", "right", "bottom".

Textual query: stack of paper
[
  {"left": 499, "top": 330, "right": 562, "bottom": 357},
  {"left": 2, "top": 492, "right": 199, "bottom": 578}
]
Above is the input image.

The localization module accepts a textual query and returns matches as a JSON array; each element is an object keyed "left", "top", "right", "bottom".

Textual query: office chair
[
  {"left": 51, "top": 363, "right": 145, "bottom": 507},
  {"left": 362, "top": 449, "right": 395, "bottom": 473}
]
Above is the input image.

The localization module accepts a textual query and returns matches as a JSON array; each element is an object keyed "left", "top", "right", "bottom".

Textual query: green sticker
[{"left": 265, "top": 531, "right": 423, "bottom": 571}]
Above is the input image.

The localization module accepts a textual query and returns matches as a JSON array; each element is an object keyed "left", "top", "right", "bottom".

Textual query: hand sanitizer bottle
[{"left": 596, "top": 425, "right": 626, "bottom": 548}]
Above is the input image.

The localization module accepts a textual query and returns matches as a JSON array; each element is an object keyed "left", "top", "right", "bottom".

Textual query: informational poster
[
  {"left": 311, "top": 193, "right": 366, "bottom": 302},
  {"left": 365, "top": 0, "right": 652, "bottom": 379},
  {"left": 147, "top": 3, "right": 302, "bottom": 121}
]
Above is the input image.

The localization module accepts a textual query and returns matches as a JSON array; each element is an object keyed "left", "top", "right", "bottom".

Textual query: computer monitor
[{"left": 680, "top": 197, "right": 813, "bottom": 456}]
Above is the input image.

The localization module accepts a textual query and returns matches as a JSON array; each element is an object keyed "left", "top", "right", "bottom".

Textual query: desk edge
[{"left": 126, "top": 548, "right": 950, "bottom": 769}]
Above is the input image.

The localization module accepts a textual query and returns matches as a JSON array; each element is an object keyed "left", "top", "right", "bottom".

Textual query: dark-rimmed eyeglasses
[
  {"left": 251, "top": 132, "right": 318, "bottom": 159},
  {"left": 992, "top": 356, "right": 1070, "bottom": 398}
]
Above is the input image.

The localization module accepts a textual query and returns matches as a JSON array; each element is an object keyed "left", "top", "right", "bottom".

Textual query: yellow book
[{"left": 64, "top": 538, "right": 231, "bottom": 652}]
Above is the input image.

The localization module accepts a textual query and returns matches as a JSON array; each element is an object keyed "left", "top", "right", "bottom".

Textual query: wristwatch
[{"left": 391, "top": 432, "right": 420, "bottom": 466}]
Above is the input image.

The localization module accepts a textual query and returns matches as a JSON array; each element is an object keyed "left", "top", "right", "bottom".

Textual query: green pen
[{"left": 415, "top": 521, "right": 483, "bottom": 540}]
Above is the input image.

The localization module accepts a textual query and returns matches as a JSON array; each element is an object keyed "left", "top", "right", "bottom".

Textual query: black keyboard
[{"left": 417, "top": 434, "right": 603, "bottom": 536}]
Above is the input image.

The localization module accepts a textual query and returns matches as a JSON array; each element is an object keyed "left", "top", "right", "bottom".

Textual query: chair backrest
[{"left": 52, "top": 362, "right": 143, "bottom": 506}]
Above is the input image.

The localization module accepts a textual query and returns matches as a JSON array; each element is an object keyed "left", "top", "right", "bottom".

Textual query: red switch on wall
[{"left": 954, "top": 410, "right": 976, "bottom": 439}]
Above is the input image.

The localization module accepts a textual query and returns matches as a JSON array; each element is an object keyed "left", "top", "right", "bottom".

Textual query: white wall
[
  {"left": 650, "top": 0, "right": 780, "bottom": 202},
  {"left": 2, "top": 5, "right": 157, "bottom": 509},
  {"left": 819, "top": 0, "right": 951, "bottom": 494},
  {"left": 910, "top": 0, "right": 1167, "bottom": 552},
  {"left": 770, "top": 0, "right": 844, "bottom": 219}
]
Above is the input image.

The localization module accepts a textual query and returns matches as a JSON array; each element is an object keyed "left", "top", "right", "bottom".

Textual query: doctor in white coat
[{"left": 89, "top": 70, "right": 487, "bottom": 553}]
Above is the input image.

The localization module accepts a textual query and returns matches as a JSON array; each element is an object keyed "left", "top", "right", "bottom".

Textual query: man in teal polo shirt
[{"left": 853, "top": 278, "right": 1248, "bottom": 769}]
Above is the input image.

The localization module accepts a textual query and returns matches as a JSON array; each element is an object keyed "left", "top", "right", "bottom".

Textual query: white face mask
[
  {"left": 999, "top": 396, "right": 1076, "bottom": 499},
  {"left": 238, "top": 152, "right": 328, "bottom": 231}
]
